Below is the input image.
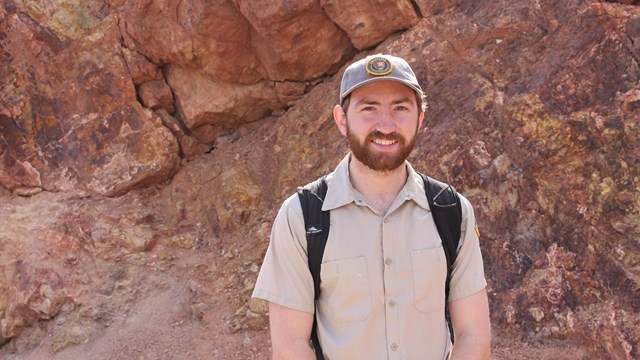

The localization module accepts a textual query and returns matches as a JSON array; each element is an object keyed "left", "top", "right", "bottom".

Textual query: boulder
[
  {"left": 321, "top": 0, "right": 420, "bottom": 50},
  {"left": 0, "top": 14, "right": 180, "bottom": 196},
  {"left": 138, "top": 79, "right": 175, "bottom": 113},
  {"left": 166, "top": 64, "right": 283, "bottom": 140},
  {"left": 235, "top": 0, "right": 354, "bottom": 80},
  {"left": 1, "top": 261, "right": 71, "bottom": 339},
  {"left": 122, "top": 47, "right": 163, "bottom": 85},
  {"left": 117, "top": 0, "right": 264, "bottom": 84}
]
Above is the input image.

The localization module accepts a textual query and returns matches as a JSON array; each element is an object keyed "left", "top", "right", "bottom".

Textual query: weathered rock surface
[
  {"left": 165, "top": 64, "right": 283, "bottom": 141},
  {"left": 138, "top": 79, "right": 175, "bottom": 114},
  {"left": 118, "top": 0, "right": 263, "bottom": 85},
  {"left": 235, "top": 0, "right": 354, "bottom": 80},
  {"left": 321, "top": 0, "right": 420, "bottom": 50},
  {"left": 0, "top": 10, "right": 180, "bottom": 196},
  {"left": 1, "top": 0, "right": 639, "bottom": 359}
]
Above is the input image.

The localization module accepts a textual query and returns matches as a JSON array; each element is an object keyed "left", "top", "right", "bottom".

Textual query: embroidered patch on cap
[{"left": 366, "top": 56, "right": 393, "bottom": 76}]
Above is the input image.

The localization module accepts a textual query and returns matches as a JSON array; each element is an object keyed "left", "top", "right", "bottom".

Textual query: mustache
[{"left": 365, "top": 131, "right": 404, "bottom": 142}]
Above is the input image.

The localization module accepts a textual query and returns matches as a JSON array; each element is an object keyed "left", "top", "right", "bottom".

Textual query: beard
[{"left": 346, "top": 123, "right": 418, "bottom": 172}]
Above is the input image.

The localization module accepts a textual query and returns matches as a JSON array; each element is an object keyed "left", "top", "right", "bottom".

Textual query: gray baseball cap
[{"left": 339, "top": 54, "right": 422, "bottom": 105}]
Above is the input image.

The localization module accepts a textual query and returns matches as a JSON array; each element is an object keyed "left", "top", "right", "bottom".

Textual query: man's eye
[
  {"left": 395, "top": 106, "right": 408, "bottom": 111},
  {"left": 361, "top": 106, "right": 376, "bottom": 111}
]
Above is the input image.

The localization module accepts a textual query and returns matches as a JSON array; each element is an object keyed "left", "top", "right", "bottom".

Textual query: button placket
[{"left": 382, "top": 209, "right": 400, "bottom": 358}]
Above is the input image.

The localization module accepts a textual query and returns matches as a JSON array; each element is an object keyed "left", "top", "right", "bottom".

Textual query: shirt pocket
[
  {"left": 319, "top": 256, "right": 372, "bottom": 322},
  {"left": 410, "top": 247, "right": 447, "bottom": 313}
]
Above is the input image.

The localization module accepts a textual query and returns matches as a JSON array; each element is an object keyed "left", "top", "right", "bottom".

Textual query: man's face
[{"left": 339, "top": 81, "right": 424, "bottom": 172}]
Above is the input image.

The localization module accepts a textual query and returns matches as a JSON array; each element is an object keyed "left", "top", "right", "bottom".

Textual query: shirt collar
[
  {"left": 322, "top": 154, "right": 356, "bottom": 211},
  {"left": 404, "top": 161, "right": 430, "bottom": 211},
  {"left": 322, "top": 153, "right": 431, "bottom": 212}
]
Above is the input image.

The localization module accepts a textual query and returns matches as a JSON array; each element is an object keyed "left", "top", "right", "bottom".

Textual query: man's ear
[
  {"left": 418, "top": 111, "right": 425, "bottom": 129},
  {"left": 333, "top": 104, "right": 348, "bottom": 136}
]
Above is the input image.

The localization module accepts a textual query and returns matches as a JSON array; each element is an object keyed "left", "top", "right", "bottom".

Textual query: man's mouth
[{"left": 372, "top": 139, "right": 397, "bottom": 146}]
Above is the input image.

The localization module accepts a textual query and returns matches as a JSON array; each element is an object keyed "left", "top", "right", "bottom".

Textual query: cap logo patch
[{"left": 366, "top": 56, "right": 392, "bottom": 76}]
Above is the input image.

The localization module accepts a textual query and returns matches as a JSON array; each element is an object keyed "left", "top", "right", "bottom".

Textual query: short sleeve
[
  {"left": 447, "top": 194, "right": 487, "bottom": 302},
  {"left": 251, "top": 193, "right": 316, "bottom": 313}
]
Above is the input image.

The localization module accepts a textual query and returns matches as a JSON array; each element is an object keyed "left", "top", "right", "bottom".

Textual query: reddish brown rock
[
  {"left": 155, "top": 109, "right": 211, "bottom": 160},
  {"left": 0, "top": 123, "right": 43, "bottom": 196},
  {"left": 273, "top": 81, "right": 307, "bottom": 104},
  {"left": 164, "top": 158, "right": 263, "bottom": 236},
  {"left": 185, "top": 1, "right": 266, "bottom": 84},
  {"left": 117, "top": 0, "right": 264, "bottom": 84},
  {"left": 117, "top": 2, "right": 193, "bottom": 66},
  {"left": 321, "top": 0, "right": 420, "bottom": 50},
  {"left": 1, "top": 0, "right": 639, "bottom": 359},
  {"left": 122, "top": 47, "right": 163, "bottom": 85},
  {"left": 166, "top": 64, "right": 282, "bottom": 137},
  {"left": 0, "top": 13, "right": 180, "bottom": 196},
  {"left": 235, "top": 0, "right": 354, "bottom": 80},
  {"left": 413, "top": 0, "right": 465, "bottom": 16},
  {"left": 1, "top": 261, "right": 71, "bottom": 339},
  {"left": 138, "top": 79, "right": 175, "bottom": 113},
  {"left": 9, "top": 0, "right": 106, "bottom": 41}
]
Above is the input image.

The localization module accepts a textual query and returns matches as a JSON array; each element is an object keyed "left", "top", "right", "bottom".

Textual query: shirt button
[
  {"left": 390, "top": 343, "right": 398, "bottom": 351},
  {"left": 384, "top": 257, "right": 392, "bottom": 265},
  {"left": 388, "top": 299, "right": 396, "bottom": 308},
  {"left": 384, "top": 217, "right": 390, "bottom": 223}
]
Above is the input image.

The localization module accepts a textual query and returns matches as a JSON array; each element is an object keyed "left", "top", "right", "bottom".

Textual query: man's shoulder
[
  {"left": 276, "top": 172, "right": 335, "bottom": 223},
  {"left": 273, "top": 191, "right": 304, "bottom": 226},
  {"left": 298, "top": 173, "right": 333, "bottom": 192}
]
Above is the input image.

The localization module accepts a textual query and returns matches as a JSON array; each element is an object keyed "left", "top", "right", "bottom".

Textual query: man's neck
[{"left": 348, "top": 155, "right": 409, "bottom": 214}]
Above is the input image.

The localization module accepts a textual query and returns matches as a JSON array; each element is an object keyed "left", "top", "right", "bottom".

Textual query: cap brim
[{"left": 340, "top": 77, "right": 423, "bottom": 105}]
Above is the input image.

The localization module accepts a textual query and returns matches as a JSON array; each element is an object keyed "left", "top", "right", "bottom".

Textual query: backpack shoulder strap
[
  {"left": 419, "top": 173, "right": 462, "bottom": 300},
  {"left": 297, "top": 175, "right": 330, "bottom": 301},
  {"left": 420, "top": 173, "right": 463, "bottom": 344},
  {"left": 296, "top": 176, "right": 330, "bottom": 360}
]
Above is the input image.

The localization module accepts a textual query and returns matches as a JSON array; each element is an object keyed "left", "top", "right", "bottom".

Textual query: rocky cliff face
[{"left": 1, "top": 0, "right": 639, "bottom": 359}]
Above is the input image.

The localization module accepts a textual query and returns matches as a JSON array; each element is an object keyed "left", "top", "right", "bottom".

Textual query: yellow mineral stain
[
  {"left": 17, "top": 0, "right": 100, "bottom": 40},
  {"left": 493, "top": 154, "right": 511, "bottom": 176},
  {"left": 33, "top": 114, "right": 42, "bottom": 132},
  {"left": 509, "top": 95, "right": 563, "bottom": 142},
  {"left": 598, "top": 177, "right": 615, "bottom": 200},
  {"left": 44, "top": 116, "right": 59, "bottom": 128}
]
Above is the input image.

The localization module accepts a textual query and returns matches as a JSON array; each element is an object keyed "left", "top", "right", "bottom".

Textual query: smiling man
[{"left": 253, "top": 54, "right": 490, "bottom": 360}]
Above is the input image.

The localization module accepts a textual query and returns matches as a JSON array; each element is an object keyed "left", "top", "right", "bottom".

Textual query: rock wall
[{"left": 1, "top": 0, "right": 639, "bottom": 359}]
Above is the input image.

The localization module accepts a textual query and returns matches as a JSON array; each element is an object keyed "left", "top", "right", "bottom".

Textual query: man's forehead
[
  {"left": 354, "top": 96, "right": 414, "bottom": 105},
  {"left": 350, "top": 82, "right": 418, "bottom": 104}
]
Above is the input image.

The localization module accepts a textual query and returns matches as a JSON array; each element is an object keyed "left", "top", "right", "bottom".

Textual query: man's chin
[
  {"left": 365, "top": 164, "right": 405, "bottom": 173},
  {"left": 353, "top": 152, "right": 407, "bottom": 173}
]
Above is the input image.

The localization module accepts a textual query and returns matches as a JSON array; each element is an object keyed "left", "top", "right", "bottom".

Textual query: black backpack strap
[
  {"left": 419, "top": 173, "right": 462, "bottom": 342},
  {"left": 297, "top": 176, "right": 330, "bottom": 360}
]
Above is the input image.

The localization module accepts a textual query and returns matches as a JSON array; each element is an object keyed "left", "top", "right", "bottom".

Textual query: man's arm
[
  {"left": 269, "top": 302, "right": 317, "bottom": 360},
  {"left": 448, "top": 288, "right": 491, "bottom": 360}
]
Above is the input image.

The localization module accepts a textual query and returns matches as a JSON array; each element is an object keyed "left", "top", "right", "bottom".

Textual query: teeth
[{"left": 373, "top": 139, "right": 396, "bottom": 146}]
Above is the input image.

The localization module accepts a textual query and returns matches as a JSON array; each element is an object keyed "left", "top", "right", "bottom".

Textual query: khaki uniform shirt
[{"left": 253, "top": 154, "right": 487, "bottom": 359}]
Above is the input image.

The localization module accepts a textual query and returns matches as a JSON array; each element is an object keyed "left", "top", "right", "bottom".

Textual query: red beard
[{"left": 346, "top": 127, "right": 417, "bottom": 172}]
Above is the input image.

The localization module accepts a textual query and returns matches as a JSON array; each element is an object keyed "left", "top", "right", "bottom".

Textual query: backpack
[{"left": 296, "top": 173, "right": 462, "bottom": 360}]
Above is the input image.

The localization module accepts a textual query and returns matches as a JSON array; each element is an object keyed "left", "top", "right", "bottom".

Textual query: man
[{"left": 252, "top": 54, "right": 490, "bottom": 359}]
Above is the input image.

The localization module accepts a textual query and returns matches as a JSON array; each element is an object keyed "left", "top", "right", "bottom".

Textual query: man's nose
[{"left": 375, "top": 109, "right": 396, "bottom": 134}]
